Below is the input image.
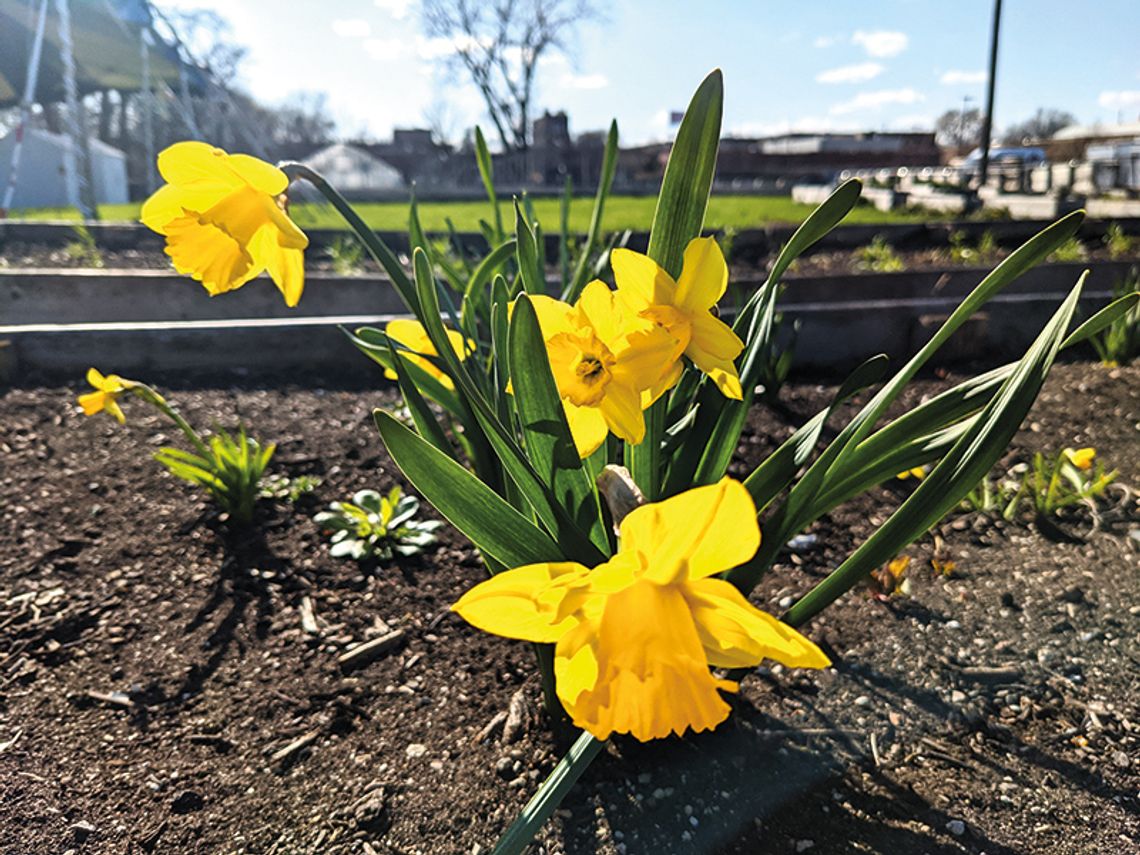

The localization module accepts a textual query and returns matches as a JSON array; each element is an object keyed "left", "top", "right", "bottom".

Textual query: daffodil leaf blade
[
  {"left": 474, "top": 126, "right": 503, "bottom": 239},
  {"left": 1062, "top": 290, "right": 1139, "bottom": 348},
  {"left": 514, "top": 200, "right": 545, "bottom": 296},
  {"left": 778, "top": 274, "right": 1085, "bottom": 625},
  {"left": 346, "top": 326, "right": 464, "bottom": 416},
  {"left": 383, "top": 333, "right": 457, "bottom": 461},
  {"left": 646, "top": 69, "right": 722, "bottom": 278},
  {"left": 509, "top": 295, "right": 609, "bottom": 554},
  {"left": 462, "top": 238, "right": 517, "bottom": 320},
  {"left": 766, "top": 178, "right": 862, "bottom": 293},
  {"left": 739, "top": 354, "right": 891, "bottom": 513},
  {"left": 374, "top": 409, "right": 561, "bottom": 568},
  {"left": 411, "top": 249, "right": 606, "bottom": 564},
  {"left": 564, "top": 120, "right": 619, "bottom": 303}
]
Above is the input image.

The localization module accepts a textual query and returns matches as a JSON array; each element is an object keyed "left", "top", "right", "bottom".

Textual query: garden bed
[{"left": 1, "top": 361, "right": 1137, "bottom": 854}]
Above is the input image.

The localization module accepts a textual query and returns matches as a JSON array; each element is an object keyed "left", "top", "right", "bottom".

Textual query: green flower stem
[
  {"left": 492, "top": 731, "right": 604, "bottom": 855},
  {"left": 278, "top": 161, "right": 419, "bottom": 314},
  {"left": 129, "top": 384, "right": 210, "bottom": 457}
]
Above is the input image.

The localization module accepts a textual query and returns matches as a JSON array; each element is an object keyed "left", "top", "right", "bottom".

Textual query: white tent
[
  {"left": 0, "top": 126, "right": 127, "bottom": 209},
  {"left": 304, "top": 143, "right": 404, "bottom": 195}
]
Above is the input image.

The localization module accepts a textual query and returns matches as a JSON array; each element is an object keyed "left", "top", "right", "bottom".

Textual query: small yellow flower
[
  {"left": 1067, "top": 447, "right": 1096, "bottom": 471},
  {"left": 525, "top": 281, "right": 678, "bottom": 457},
  {"left": 77, "top": 368, "right": 132, "bottom": 424},
  {"left": 384, "top": 319, "right": 472, "bottom": 391},
  {"left": 896, "top": 467, "right": 927, "bottom": 481},
  {"left": 452, "top": 479, "right": 830, "bottom": 742},
  {"left": 612, "top": 237, "right": 744, "bottom": 400},
  {"left": 141, "top": 141, "right": 308, "bottom": 307}
]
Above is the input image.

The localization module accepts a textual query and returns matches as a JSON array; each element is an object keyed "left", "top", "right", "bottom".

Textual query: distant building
[
  {"left": 302, "top": 143, "right": 403, "bottom": 196},
  {"left": 0, "top": 128, "right": 128, "bottom": 208},
  {"left": 355, "top": 128, "right": 453, "bottom": 189},
  {"left": 1044, "top": 121, "right": 1140, "bottom": 162}
]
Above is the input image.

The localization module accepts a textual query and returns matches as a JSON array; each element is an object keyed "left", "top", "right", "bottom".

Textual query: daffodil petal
[
  {"left": 683, "top": 577, "right": 831, "bottom": 670},
  {"left": 250, "top": 224, "right": 305, "bottom": 308},
  {"left": 105, "top": 397, "right": 126, "bottom": 424},
  {"left": 452, "top": 562, "right": 590, "bottom": 643},
  {"left": 598, "top": 381, "right": 645, "bottom": 446},
  {"left": 675, "top": 236, "right": 728, "bottom": 312},
  {"left": 611, "top": 248, "right": 677, "bottom": 310},
  {"left": 85, "top": 367, "right": 105, "bottom": 388},
  {"left": 610, "top": 323, "right": 682, "bottom": 392},
  {"left": 685, "top": 342, "right": 744, "bottom": 400},
  {"left": 156, "top": 141, "right": 243, "bottom": 188},
  {"left": 620, "top": 478, "right": 760, "bottom": 584},
  {"left": 556, "top": 580, "right": 733, "bottom": 741},
  {"left": 226, "top": 152, "right": 289, "bottom": 195},
  {"left": 564, "top": 400, "right": 609, "bottom": 458},
  {"left": 689, "top": 312, "right": 744, "bottom": 361},
  {"left": 523, "top": 294, "right": 578, "bottom": 339},
  {"left": 575, "top": 280, "right": 622, "bottom": 343},
  {"left": 140, "top": 183, "right": 231, "bottom": 233},
  {"left": 77, "top": 390, "right": 105, "bottom": 416}
]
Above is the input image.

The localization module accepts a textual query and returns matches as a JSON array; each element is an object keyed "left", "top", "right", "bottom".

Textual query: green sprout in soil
[
  {"left": 259, "top": 473, "right": 322, "bottom": 503},
  {"left": 315, "top": 486, "right": 442, "bottom": 562},
  {"left": 1091, "top": 270, "right": 1140, "bottom": 366},
  {"left": 855, "top": 235, "right": 905, "bottom": 272}
]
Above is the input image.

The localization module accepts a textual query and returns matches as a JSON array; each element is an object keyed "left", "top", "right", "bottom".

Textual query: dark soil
[{"left": 1, "top": 362, "right": 1137, "bottom": 854}]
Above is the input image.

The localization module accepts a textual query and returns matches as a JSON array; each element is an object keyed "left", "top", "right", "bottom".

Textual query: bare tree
[
  {"left": 422, "top": 0, "right": 596, "bottom": 152},
  {"left": 935, "top": 107, "right": 983, "bottom": 149},
  {"left": 1003, "top": 108, "right": 1077, "bottom": 145}
]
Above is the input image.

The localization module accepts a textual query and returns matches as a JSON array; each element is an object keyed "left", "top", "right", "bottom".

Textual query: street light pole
[{"left": 978, "top": 0, "right": 1002, "bottom": 188}]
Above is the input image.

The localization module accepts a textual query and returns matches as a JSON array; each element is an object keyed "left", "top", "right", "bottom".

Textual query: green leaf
[
  {"left": 347, "top": 327, "right": 464, "bottom": 416},
  {"left": 474, "top": 127, "right": 503, "bottom": 240},
  {"left": 563, "top": 120, "right": 619, "bottom": 303},
  {"left": 738, "top": 211, "right": 1086, "bottom": 589},
  {"left": 410, "top": 249, "right": 605, "bottom": 564},
  {"left": 509, "top": 296, "right": 609, "bottom": 553},
  {"left": 628, "top": 69, "right": 724, "bottom": 500},
  {"left": 384, "top": 333, "right": 456, "bottom": 460},
  {"left": 781, "top": 274, "right": 1085, "bottom": 625},
  {"left": 492, "top": 732, "right": 604, "bottom": 855},
  {"left": 1062, "top": 290, "right": 1140, "bottom": 347},
  {"left": 374, "top": 410, "right": 561, "bottom": 568},
  {"left": 741, "top": 354, "right": 890, "bottom": 513},
  {"left": 514, "top": 200, "right": 545, "bottom": 295},
  {"left": 462, "top": 238, "right": 517, "bottom": 321}
]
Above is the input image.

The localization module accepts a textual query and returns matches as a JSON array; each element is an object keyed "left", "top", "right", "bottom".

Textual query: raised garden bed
[{"left": 2, "top": 361, "right": 1137, "bottom": 854}]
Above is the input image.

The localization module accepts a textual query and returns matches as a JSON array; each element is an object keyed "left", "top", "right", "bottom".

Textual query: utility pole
[{"left": 978, "top": 0, "right": 1002, "bottom": 188}]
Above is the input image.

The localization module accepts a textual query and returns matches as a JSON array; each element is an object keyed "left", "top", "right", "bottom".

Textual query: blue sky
[{"left": 157, "top": 0, "right": 1140, "bottom": 146}]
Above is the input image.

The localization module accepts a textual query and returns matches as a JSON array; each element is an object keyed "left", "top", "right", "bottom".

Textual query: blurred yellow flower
[
  {"left": 612, "top": 237, "right": 744, "bottom": 399},
  {"left": 452, "top": 478, "right": 829, "bottom": 742},
  {"left": 141, "top": 142, "right": 308, "bottom": 306},
  {"left": 525, "top": 281, "right": 677, "bottom": 457},
  {"left": 896, "top": 466, "right": 926, "bottom": 481},
  {"left": 384, "top": 318, "right": 471, "bottom": 391},
  {"left": 1067, "top": 447, "right": 1096, "bottom": 470},
  {"left": 77, "top": 368, "right": 132, "bottom": 424}
]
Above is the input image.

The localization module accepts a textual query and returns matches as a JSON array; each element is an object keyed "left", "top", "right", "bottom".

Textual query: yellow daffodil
[
  {"left": 896, "top": 466, "right": 927, "bottom": 481},
  {"left": 452, "top": 478, "right": 830, "bottom": 741},
  {"left": 612, "top": 237, "right": 744, "bottom": 400},
  {"left": 524, "top": 281, "right": 677, "bottom": 457},
  {"left": 77, "top": 368, "right": 133, "bottom": 424},
  {"left": 141, "top": 141, "right": 308, "bottom": 307},
  {"left": 1067, "top": 447, "right": 1096, "bottom": 471},
  {"left": 384, "top": 318, "right": 472, "bottom": 391}
]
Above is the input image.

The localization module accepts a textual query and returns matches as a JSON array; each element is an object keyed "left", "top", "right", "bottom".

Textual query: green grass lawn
[{"left": 11, "top": 193, "right": 927, "bottom": 233}]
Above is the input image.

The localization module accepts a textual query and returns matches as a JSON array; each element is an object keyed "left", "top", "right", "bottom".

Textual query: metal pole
[
  {"left": 55, "top": 0, "right": 99, "bottom": 218},
  {"left": 1, "top": 0, "right": 51, "bottom": 217},
  {"left": 978, "top": 0, "right": 1002, "bottom": 188},
  {"left": 140, "top": 28, "right": 157, "bottom": 192}
]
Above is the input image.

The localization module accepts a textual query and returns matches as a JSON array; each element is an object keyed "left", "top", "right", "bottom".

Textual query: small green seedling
[{"left": 315, "top": 486, "right": 442, "bottom": 561}]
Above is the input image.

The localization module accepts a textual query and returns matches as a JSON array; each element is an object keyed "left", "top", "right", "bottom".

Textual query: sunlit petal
[
  {"left": 452, "top": 562, "right": 590, "bottom": 643},
  {"left": 674, "top": 236, "right": 728, "bottom": 312},
  {"left": 611, "top": 248, "right": 677, "bottom": 309},
  {"left": 684, "top": 577, "right": 831, "bottom": 670},
  {"left": 620, "top": 478, "right": 760, "bottom": 584}
]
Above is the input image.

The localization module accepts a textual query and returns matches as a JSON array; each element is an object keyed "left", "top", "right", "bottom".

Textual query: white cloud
[
  {"left": 816, "top": 62, "right": 885, "bottom": 85},
  {"left": 332, "top": 18, "right": 372, "bottom": 39},
  {"left": 940, "top": 69, "right": 987, "bottom": 85},
  {"left": 813, "top": 35, "right": 840, "bottom": 48},
  {"left": 560, "top": 72, "right": 608, "bottom": 90},
  {"left": 374, "top": 0, "right": 413, "bottom": 20},
  {"left": 830, "top": 87, "right": 924, "bottom": 116},
  {"left": 730, "top": 116, "right": 852, "bottom": 137},
  {"left": 363, "top": 33, "right": 484, "bottom": 62},
  {"left": 1098, "top": 90, "right": 1140, "bottom": 109},
  {"left": 852, "top": 30, "right": 908, "bottom": 58}
]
